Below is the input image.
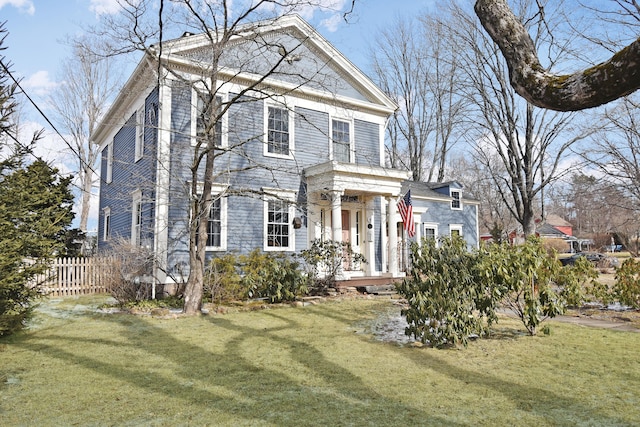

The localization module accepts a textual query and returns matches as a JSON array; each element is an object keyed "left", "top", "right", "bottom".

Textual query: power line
[{"left": 0, "top": 58, "right": 101, "bottom": 187}]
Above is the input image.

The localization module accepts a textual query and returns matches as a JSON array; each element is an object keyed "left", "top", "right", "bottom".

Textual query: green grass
[{"left": 1, "top": 295, "right": 639, "bottom": 426}]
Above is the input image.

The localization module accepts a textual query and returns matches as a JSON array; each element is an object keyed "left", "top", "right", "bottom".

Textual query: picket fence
[{"left": 36, "top": 257, "right": 117, "bottom": 297}]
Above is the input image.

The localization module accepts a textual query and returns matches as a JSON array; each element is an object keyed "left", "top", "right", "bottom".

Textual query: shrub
[
  {"left": 241, "top": 249, "right": 306, "bottom": 303},
  {"left": 102, "top": 239, "right": 155, "bottom": 305},
  {"left": 480, "top": 237, "right": 564, "bottom": 336},
  {"left": 556, "top": 256, "right": 599, "bottom": 307},
  {"left": 204, "top": 253, "right": 243, "bottom": 303},
  {"left": 397, "top": 236, "right": 499, "bottom": 348},
  {"left": 204, "top": 250, "right": 307, "bottom": 304},
  {"left": 300, "top": 239, "right": 366, "bottom": 294},
  {"left": 613, "top": 258, "right": 640, "bottom": 309}
]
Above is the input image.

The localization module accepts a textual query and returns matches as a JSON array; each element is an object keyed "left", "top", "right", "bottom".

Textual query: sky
[{"left": 0, "top": 0, "right": 435, "bottom": 230}]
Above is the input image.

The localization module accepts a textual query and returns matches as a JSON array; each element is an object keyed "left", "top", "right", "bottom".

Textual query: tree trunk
[{"left": 79, "top": 163, "right": 93, "bottom": 233}]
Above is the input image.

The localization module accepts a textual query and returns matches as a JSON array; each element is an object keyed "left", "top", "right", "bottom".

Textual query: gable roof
[
  {"left": 401, "top": 180, "right": 480, "bottom": 204},
  {"left": 93, "top": 14, "right": 397, "bottom": 147}
]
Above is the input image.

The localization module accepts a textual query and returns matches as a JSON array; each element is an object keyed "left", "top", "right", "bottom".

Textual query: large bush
[
  {"left": 204, "top": 250, "right": 307, "bottom": 304},
  {"left": 397, "top": 236, "right": 500, "bottom": 348},
  {"left": 613, "top": 258, "right": 640, "bottom": 309},
  {"left": 479, "top": 237, "right": 564, "bottom": 336},
  {"left": 398, "top": 236, "right": 570, "bottom": 346}
]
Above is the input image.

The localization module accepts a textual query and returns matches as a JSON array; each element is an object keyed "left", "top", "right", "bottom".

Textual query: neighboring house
[{"left": 93, "top": 15, "right": 479, "bottom": 290}]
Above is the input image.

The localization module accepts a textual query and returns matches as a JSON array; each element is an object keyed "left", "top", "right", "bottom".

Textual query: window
[
  {"left": 450, "top": 224, "right": 463, "bottom": 237},
  {"left": 331, "top": 119, "right": 351, "bottom": 163},
  {"left": 451, "top": 189, "right": 462, "bottom": 210},
  {"left": 206, "top": 197, "right": 222, "bottom": 249},
  {"left": 264, "top": 191, "right": 296, "bottom": 251},
  {"left": 424, "top": 223, "right": 438, "bottom": 243},
  {"left": 131, "top": 190, "right": 142, "bottom": 246},
  {"left": 135, "top": 107, "right": 145, "bottom": 162},
  {"left": 103, "top": 208, "right": 111, "bottom": 241},
  {"left": 266, "top": 105, "right": 291, "bottom": 157},
  {"left": 196, "top": 94, "right": 224, "bottom": 148},
  {"left": 105, "top": 141, "right": 113, "bottom": 183}
]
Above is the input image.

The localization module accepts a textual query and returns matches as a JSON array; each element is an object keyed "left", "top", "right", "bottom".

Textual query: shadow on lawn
[
  {"left": 13, "top": 309, "right": 461, "bottom": 426},
  {"left": 400, "top": 344, "right": 631, "bottom": 426}
]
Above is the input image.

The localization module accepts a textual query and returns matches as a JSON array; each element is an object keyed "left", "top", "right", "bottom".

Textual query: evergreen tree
[{"left": 0, "top": 22, "right": 76, "bottom": 336}]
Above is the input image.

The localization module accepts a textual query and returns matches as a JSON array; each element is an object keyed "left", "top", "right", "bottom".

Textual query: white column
[
  {"left": 365, "top": 197, "right": 375, "bottom": 276},
  {"left": 388, "top": 196, "right": 399, "bottom": 277},
  {"left": 331, "top": 191, "right": 342, "bottom": 242}
]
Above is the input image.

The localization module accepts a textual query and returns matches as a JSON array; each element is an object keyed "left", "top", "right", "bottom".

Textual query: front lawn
[{"left": 0, "top": 295, "right": 638, "bottom": 426}]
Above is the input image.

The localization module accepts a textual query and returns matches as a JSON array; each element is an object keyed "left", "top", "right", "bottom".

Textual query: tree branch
[{"left": 474, "top": 0, "right": 640, "bottom": 111}]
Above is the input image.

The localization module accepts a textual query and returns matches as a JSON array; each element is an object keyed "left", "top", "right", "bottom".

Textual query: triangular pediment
[{"left": 159, "top": 15, "right": 396, "bottom": 112}]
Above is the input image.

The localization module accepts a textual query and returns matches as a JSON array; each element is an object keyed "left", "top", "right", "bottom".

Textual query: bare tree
[
  {"left": 474, "top": 0, "right": 640, "bottom": 111},
  {"left": 451, "top": 0, "right": 588, "bottom": 236},
  {"left": 91, "top": 0, "right": 356, "bottom": 314},
  {"left": 370, "top": 13, "right": 465, "bottom": 182},
  {"left": 49, "top": 41, "right": 121, "bottom": 234}
]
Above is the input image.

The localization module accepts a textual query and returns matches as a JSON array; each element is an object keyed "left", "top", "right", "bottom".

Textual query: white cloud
[
  {"left": 319, "top": 13, "right": 343, "bottom": 32},
  {"left": 89, "top": 0, "right": 122, "bottom": 15},
  {"left": 21, "top": 70, "right": 59, "bottom": 97},
  {"left": 0, "top": 0, "right": 35, "bottom": 15}
]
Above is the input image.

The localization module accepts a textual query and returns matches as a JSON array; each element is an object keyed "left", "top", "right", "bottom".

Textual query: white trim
[
  {"left": 153, "top": 80, "right": 172, "bottom": 285},
  {"left": 450, "top": 189, "right": 462, "bottom": 210},
  {"left": 263, "top": 189, "right": 296, "bottom": 252},
  {"left": 131, "top": 189, "right": 143, "bottom": 246},
  {"left": 330, "top": 116, "right": 354, "bottom": 163},
  {"left": 450, "top": 223, "right": 463, "bottom": 237},
  {"left": 105, "top": 141, "right": 113, "bottom": 184},
  {"left": 204, "top": 190, "right": 228, "bottom": 252},
  {"left": 423, "top": 222, "right": 439, "bottom": 245},
  {"left": 102, "top": 207, "right": 111, "bottom": 241},
  {"left": 264, "top": 102, "right": 294, "bottom": 160},
  {"left": 191, "top": 89, "right": 228, "bottom": 148},
  {"left": 135, "top": 107, "right": 145, "bottom": 162}
]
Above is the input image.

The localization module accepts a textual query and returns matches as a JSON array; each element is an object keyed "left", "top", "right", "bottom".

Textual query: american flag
[{"left": 397, "top": 190, "right": 415, "bottom": 238}]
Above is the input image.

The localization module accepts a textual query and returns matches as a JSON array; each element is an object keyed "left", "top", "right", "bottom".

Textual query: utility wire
[{"left": 0, "top": 58, "right": 101, "bottom": 183}]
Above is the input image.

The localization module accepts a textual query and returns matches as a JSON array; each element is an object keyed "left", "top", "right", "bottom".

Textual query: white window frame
[
  {"left": 105, "top": 141, "right": 113, "bottom": 184},
  {"left": 135, "top": 107, "right": 145, "bottom": 162},
  {"left": 263, "top": 188, "right": 296, "bottom": 251},
  {"left": 450, "top": 189, "right": 462, "bottom": 210},
  {"left": 131, "top": 189, "right": 142, "bottom": 246},
  {"left": 103, "top": 207, "right": 111, "bottom": 241},
  {"left": 450, "top": 224, "right": 463, "bottom": 237},
  {"left": 191, "top": 90, "right": 227, "bottom": 148},
  {"left": 330, "top": 117, "right": 353, "bottom": 163},
  {"left": 423, "top": 223, "right": 439, "bottom": 245},
  {"left": 205, "top": 186, "right": 228, "bottom": 251},
  {"left": 264, "top": 103, "right": 294, "bottom": 159}
]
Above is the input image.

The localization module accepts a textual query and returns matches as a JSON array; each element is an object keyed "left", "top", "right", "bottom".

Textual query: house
[{"left": 93, "top": 15, "right": 479, "bottom": 291}]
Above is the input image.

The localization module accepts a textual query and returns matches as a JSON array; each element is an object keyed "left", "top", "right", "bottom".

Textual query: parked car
[{"left": 560, "top": 252, "right": 619, "bottom": 268}]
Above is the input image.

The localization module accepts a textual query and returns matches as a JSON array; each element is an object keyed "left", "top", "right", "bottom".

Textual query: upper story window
[
  {"left": 451, "top": 189, "right": 462, "bottom": 210},
  {"left": 265, "top": 105, "right": 293, "bottom": 158},
  {"left": 193, "top": 91, "right": 226, "bottom": 148},
  {"left": 331, "top": 118, "right": 352, "bottom": 163},
  {"left": 105, "top": 141, "right": 113, "bottom": 184},
  {"left": 135, "top": 107, "right": 145, "bottom": 162}
]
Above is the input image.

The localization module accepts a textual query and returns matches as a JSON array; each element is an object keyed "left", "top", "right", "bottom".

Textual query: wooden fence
[{"left": 35, "top": 257, "right": 116, "bottom": 297}]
